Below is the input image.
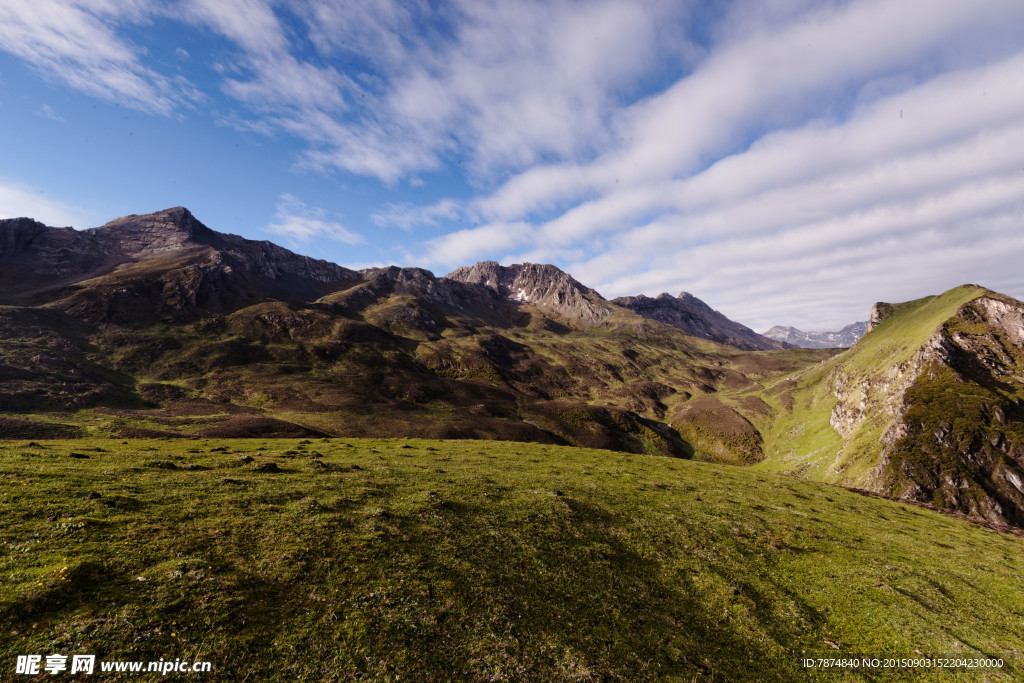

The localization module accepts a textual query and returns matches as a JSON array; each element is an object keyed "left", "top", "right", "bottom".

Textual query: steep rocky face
[
  {"left": 445, "top": 261, "right": 613, "bottom": 323},
  {"left": 763, "top": 322, "right": 867, "bottom": 349},
  {"left": 613, "top": 292, "right": 785, "bottom": 351}
]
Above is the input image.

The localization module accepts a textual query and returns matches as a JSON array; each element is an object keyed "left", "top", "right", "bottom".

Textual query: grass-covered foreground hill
[{"left": 2, "top": 438, "right": 1022, "bottom": 681}]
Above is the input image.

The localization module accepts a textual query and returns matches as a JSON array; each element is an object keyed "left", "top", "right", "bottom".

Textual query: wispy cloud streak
[
  {"left": 266, "top": 194, "right": 365, "bottom": 247},
  {"left": 0, "top": 0, "right": 195, "bottom": 114}
]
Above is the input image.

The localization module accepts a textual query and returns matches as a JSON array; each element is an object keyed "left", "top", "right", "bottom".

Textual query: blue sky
[{"left": 2, "top": 0, "right": 1023, "bottom": 331}]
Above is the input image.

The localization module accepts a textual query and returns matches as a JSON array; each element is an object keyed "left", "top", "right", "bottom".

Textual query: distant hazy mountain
[
  {"left": 762, "top": 321, "right": 867, "bottom": 348},
  {"left": 612, "top": 292, "right": 787, "bottom": 351}
]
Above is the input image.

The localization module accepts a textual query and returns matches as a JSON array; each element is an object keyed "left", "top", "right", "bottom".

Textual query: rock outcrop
[
  {"left": 0, "top": 217, "right": 113, "bottom": 291},
  {"left": 613, "top": 292, "right": 785, "bottom": 351},
  {"left": 865, "top": 302, "right": 896, "bottom": 333}
]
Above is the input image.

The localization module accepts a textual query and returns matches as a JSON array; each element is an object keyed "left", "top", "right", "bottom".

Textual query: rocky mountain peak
[
  {"left": 91, "top": 206, "right": 217, "bottom": 256},
  {"left": 78, "top": 207, "right": 358, "bottom": 290},
  {"left": 445, "top": 261, "right": 612, "bottom": 323},
  {"left": 448, "top": 260, "right": 503, "bottom": 291}
]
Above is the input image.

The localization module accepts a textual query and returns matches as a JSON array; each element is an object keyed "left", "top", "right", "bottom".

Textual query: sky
[{"left": 1, "top": 0, "right": 1023, "bottom": 332}]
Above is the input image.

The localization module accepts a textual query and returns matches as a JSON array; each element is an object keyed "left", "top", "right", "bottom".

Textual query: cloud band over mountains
[{"left": 1, "top": 0, "right": 1022, "bottom": 329}]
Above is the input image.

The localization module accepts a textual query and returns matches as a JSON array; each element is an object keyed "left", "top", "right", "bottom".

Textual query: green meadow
[{"left": 2, "top": 438, "right": 1021, "bottom": 681}]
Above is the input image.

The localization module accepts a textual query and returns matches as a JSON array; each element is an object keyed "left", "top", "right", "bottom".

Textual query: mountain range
[
  {"left": 2, "top": 207, "right": 1023, "bottom": 528},
  {"left": 762, "top": 321, "right": 867, "bottom": 348}
]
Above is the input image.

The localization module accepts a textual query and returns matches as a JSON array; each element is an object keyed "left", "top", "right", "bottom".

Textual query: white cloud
[
  {"left": 263, "top": 0, "right": 697, "bottom": 182},
  {"left": 223, "top": 54, "right": 354, "bottom": 113},
  {"left": 423, "top": 221, "right": 534, "bottom": 268},
  {"left": 297, "top": 0, "right": 426, "bottom": 72},
  {"left": 36, "top": 104, "right": 64, "bottom": 122},
  {"left": 265, "top": 194, "right": 365, "bottom": 247},
  {"left": 473, "top": 0, "right": 1024, "bottom": 222},
  {"left": 371, "top": 199, "right": 462, "bottom": 231},
  {"left": 180, "top": 0, "right": 287, "bottom": 56},
  {"left": 0, "top": 0, "right": 194, "bottom": 115},
  {"left": 0, "top": 179, "right": 95, "bottom": 228}
]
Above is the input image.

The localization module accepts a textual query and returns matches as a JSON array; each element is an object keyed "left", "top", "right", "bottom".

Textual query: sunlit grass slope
[{"left": 2, "top": 438, "right": 1021, "bottom": 681}]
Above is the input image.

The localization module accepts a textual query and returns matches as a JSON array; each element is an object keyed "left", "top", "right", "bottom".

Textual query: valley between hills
[{"left": 2, "top": 207, "right": 1024, "bottom": 680}]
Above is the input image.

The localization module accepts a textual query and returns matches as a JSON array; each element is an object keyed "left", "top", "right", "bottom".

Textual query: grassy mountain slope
[
  {"left": 750, "top": 285, "right": 1024, "bottom": 526},
  {"left": 758, "top": 286, "right": 986, "bottom": 482},
  {"left": 2, "top": 438, "right": 1022, "bottom": 681}
]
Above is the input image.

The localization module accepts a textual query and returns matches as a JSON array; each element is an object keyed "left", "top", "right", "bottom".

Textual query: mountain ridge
[
  {"left": 0, "top": 208, "right": 775, "bottom": 348},
  {"left": 612, "top": 292, "right": 786, "bottom": 351},
  {"left": 0, "top": 207, "right": 362, "bottom": 319}
]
